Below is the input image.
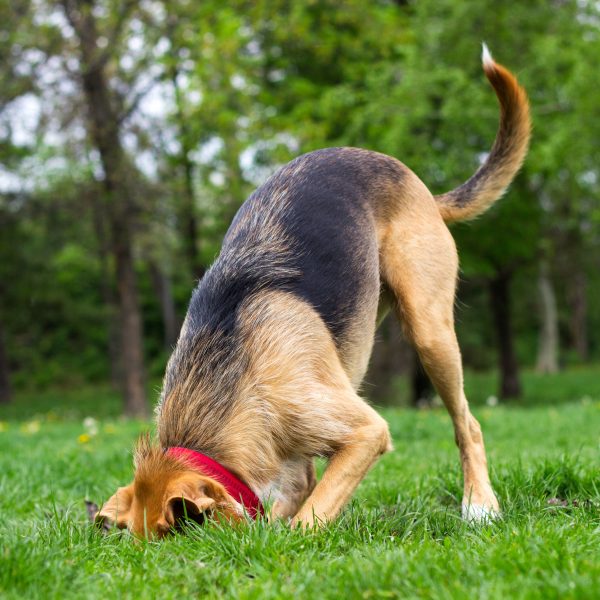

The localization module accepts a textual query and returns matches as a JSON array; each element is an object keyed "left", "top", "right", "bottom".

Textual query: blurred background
[{"left": 0, "top": 0, "right": 598, "bottom": 418}]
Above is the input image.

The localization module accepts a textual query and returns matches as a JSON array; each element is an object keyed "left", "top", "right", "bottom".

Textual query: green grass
[{"left": 1, "top": 368, "right": 599, "bottom": 599}]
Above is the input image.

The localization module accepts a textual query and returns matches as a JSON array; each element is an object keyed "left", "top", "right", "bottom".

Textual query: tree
[
  {"left": 163, "top": 12, "right": 205, "bottom": 279},
  {"left": 0, "top": 0, "right": 39, "bottom": 403},
  {"left": 1, "top": 0, "right": 598, "bottom": 406},
  {"left": 60, "top": 0, "right": 148, "bottom": 416},
  {"left": 0, "top": 314, "right": 10, "bottom": 404},
  {"left": 536, "top": 259, "right": 559, "bottom": 373}
]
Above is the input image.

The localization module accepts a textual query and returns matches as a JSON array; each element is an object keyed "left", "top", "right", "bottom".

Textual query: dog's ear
[
  {"left": 164, "top": 474, "right": 240, "bottom": 527},
  {"left": 95, "top": 484, "right": 134, "bottom": 530},
  {"left": 165, "top": 479, "right": 217, "bottom": 527},
  {"left": 166, "top": 494, "right": 217, "bottom": 527}
]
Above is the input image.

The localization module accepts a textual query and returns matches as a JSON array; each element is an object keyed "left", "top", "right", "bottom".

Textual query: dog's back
[{"left": 217, "top": 148, "right": 404, "bottom": 352}]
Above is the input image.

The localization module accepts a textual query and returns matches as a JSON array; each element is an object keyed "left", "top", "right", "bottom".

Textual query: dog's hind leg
[{"left": 380, "top": 187, "right": 499, "bottom": 521}]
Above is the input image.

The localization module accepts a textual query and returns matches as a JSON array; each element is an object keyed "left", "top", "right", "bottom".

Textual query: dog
[{"left": 94, "top": 45, "right": 530, "bottom": 538}]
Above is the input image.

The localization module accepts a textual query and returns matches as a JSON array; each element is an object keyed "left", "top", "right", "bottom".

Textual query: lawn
[{"left": 1, "top": 368, "right": 599, "bottom": 599}]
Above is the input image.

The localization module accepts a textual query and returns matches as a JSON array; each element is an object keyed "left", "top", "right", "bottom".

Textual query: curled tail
[{"left": 436, "top": 44, "right": 531, "bottom": 223}]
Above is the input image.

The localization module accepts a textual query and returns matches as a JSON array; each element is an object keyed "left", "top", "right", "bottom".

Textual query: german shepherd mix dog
[{"left": 95, "top": 46, "right": 530, "bottom": 538}]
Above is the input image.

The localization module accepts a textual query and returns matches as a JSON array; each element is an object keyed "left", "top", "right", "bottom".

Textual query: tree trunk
[
  {"left": 64, "top": 0, "right": 148, "bottom": 417},
  {"left": 149, "top": 261, "right": 179, "bottom": 349},
  {"left": 536, "top": 260, "right": 559, "bottom": 373},
  {"left": 489, "top": 270, "right": 522, "bottom": 399},
  {"left": 181, "top": 155, "right": 205, "bottom": 280},
  {"left": 0, "top": 315, "right": 11, "bottom": 404},
  {"left": 114, "top": 237, "right": 147, "bottom": 417},
  {"left": 90, "top": 187, "right": 122, "bottom": 389},
  {"left": 166, "top": 36, "right": 205, "bottom": 280},
  {"left": 567, "top": 269, "right": 588, "bottom": 361},
  {"left": 411, "top": 351, "right": 434, "bottom": 408},
  {"left": 366, "top": 317, "right": 411, "bottom": 405}
]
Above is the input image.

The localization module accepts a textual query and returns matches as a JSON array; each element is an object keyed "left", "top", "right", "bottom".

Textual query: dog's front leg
[{"left": 291, "top": 402, "right": 391, "bottom": 528}]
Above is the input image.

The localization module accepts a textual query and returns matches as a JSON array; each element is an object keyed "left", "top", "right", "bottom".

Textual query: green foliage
[{"left": 0, "top": 0, "right": 598, "bottom": 392}]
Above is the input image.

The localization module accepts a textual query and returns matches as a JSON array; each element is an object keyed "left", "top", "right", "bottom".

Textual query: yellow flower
[
  {"left": 21, "top": 421, "right": 41, "bottom": 434},
  {"left": 0, "top": 421, "right": 8, "bottom": 432},
  {"left": 78, "top": 433, "right": 91, "bottom": 444}
]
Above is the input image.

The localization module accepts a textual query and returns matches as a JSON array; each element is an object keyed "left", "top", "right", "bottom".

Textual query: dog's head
[{"left": 94, "top": 438, "right": 243, "bottom": 538}]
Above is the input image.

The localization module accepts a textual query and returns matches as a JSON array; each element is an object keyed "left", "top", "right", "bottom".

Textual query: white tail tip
[{"left": 481, "top": 42, "right": 494, "bottom": 67}]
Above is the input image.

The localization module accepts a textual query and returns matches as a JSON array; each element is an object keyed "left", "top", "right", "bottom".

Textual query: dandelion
[
  {"left": 21, "top": 420, "right": 41, "bottom": 434},
  {"left": 83, "top": 417, "right": 99, "bottom": 436},
  {"left": 486, "top": 395, "right": 498, "bottom": 407},
  {"left": 78, "top": 433, "right": 91, "bottom": 444}
]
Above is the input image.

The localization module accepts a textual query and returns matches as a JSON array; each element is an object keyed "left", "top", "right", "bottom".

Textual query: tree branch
[
  {"left": 117, "top": 73, "right": 162, "bottom": 124},
  {"left": 91, "top": 0, "right": 137, "bottom": 72}
]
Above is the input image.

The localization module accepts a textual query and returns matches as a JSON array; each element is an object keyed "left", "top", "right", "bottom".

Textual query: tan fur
[
  {"left": 98, "top": 52, "right": 528, "bottom": 537},
  {"left": 436, "top": 58, "right": 531, "bottom": 222},
  {"left": 378, "top": 170, "right": 499, "bottom": 513},
  {"left": 96, "top": 436, "right": 243, "bottom": 538}
]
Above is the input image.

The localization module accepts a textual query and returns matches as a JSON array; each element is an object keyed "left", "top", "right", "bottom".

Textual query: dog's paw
[{"left": 461, "top": 502, "right": 501, "bottom": 523}]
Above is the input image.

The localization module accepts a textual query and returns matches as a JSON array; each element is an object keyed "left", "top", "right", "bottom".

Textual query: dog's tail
[{"left": 435, "top": 44, "right": 531, "bottom": 223}]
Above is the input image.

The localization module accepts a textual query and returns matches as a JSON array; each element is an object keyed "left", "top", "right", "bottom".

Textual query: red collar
[{"left": 167, "top": 447, "right": 263, "bottom": 519}]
